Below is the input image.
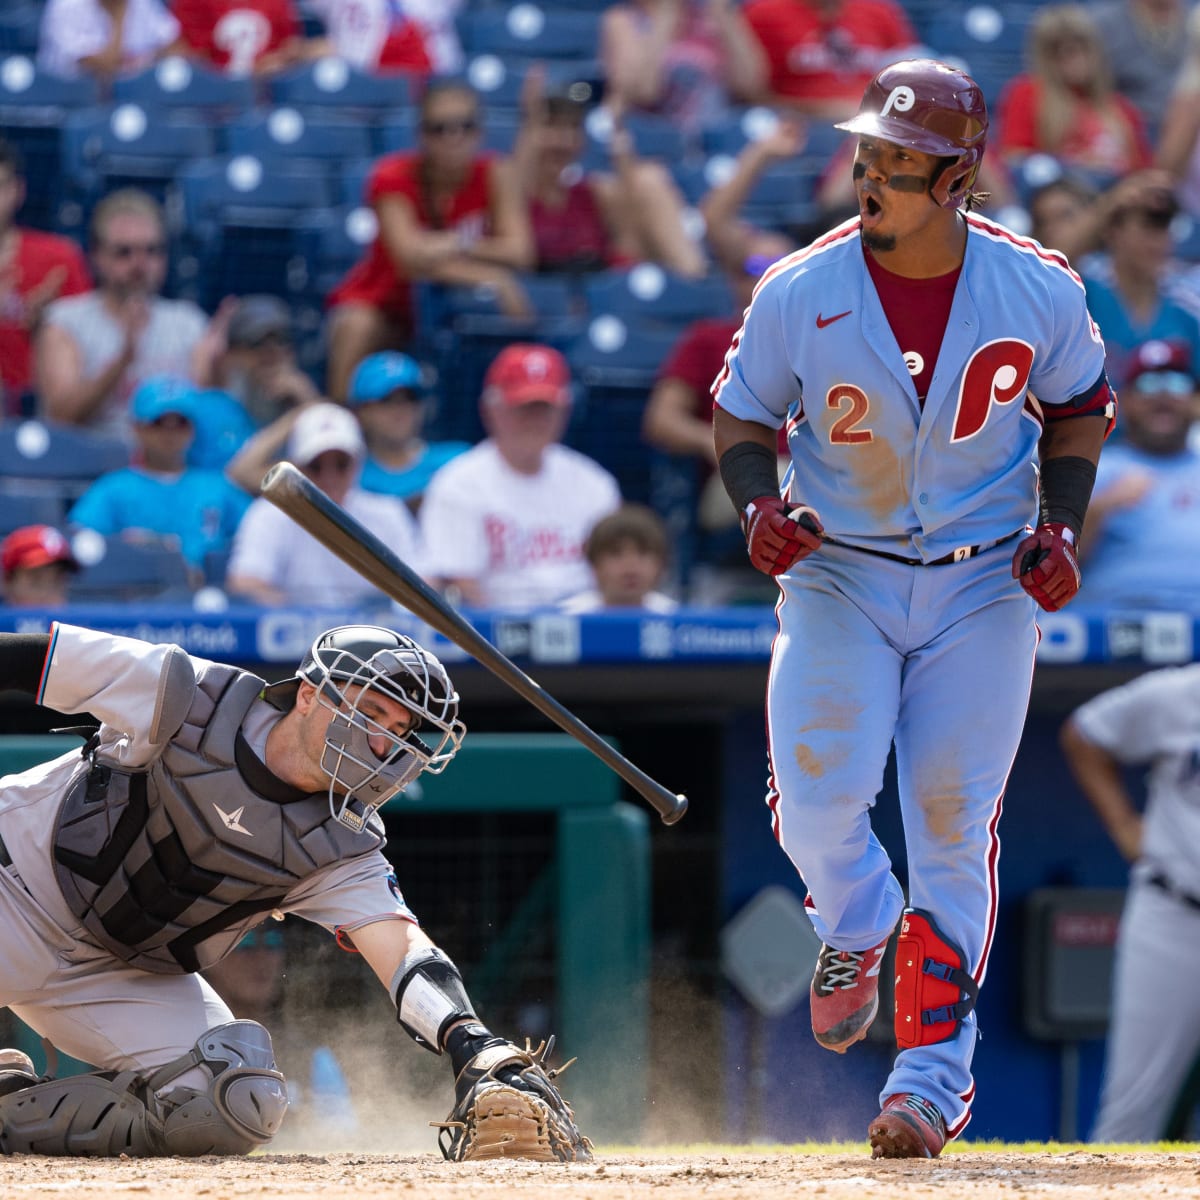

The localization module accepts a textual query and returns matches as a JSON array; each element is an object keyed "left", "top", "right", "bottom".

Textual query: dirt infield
[{"left": 3, "top": 1149, "right": 1200, "bottom": 1199}]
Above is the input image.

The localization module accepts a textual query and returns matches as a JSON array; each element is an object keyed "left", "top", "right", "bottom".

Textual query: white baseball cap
[{"left": 287, "top": 403, "right": 365, "bottom": 466}]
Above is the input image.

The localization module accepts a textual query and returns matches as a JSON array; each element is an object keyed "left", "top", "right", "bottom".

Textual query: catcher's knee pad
[
  {"left": 0, "top": 1021, "right": 287, "bottom": 1157},
  {"left": 156, "top": 1020, "right": 289, "bottom": 1155},
  {"left": 893, "top": 908, "right": 980, "bottom": 1049},
  {"left": 390, "top": 946, "right": 477, "bottom": 1053}
]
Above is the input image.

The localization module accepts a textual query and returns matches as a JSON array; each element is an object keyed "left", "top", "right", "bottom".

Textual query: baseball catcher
[{"left": 0, "top": 622, "right": 591, "bottom": 1161}]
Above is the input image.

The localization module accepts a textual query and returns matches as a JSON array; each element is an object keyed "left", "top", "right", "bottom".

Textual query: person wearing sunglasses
[
  {"left": 66, "top": 374, "right": 250, "bottom": 583},
  {"left": 326, "top": 79, "right": 535, "bottom": 403},
  {"left": 1072, "top": 338, "right": 1200, "bottom": 611},
  {"left": 34, "top": 188, "right": 215, "bottom": 440},
  {"left": 225, "top": 401, "right": 425, "bottom": 606}
]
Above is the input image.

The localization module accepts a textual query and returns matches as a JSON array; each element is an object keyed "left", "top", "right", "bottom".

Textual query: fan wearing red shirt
[
  {"left": 642, "top": 249, "right": 790, "bottom": 531},
  {"left": 743, "top": 0, "right": 918, "bottom": 118},
  {"left": 326, "top": 80, "right": 534, "bottom": 402},
  {"left": 173, "top": 0, "right": 304, "bottom": 76},
  {"left": 0, "top": 140, "right": 90, "bottom": 415}
]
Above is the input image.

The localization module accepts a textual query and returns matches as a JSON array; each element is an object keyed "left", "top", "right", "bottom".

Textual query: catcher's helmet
[
  {"left": 835, "top": 58, "right": 988, "bottom": 209},
  {"left": 296, "top": 625, "right": 465, "bottom": 831}
]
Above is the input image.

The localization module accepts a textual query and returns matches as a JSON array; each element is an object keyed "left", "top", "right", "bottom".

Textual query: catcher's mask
[{"left": 293, "top": 625, "right": 464, "bottom": 831}]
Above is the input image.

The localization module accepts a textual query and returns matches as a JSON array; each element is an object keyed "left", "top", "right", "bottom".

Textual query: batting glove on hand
[
  {"left": 1012, "top": 522, "right": 1081, "bottom": 612},
  {"left": 741, "top": 496, "right": 824, "bottom": 576}
]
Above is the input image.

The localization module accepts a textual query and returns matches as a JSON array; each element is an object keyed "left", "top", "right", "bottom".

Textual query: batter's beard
[{"left": 862, "top": 229, "right": 897, "bottom": 253}]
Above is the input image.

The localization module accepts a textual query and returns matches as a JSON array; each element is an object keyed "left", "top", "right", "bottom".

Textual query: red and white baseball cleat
[
  {"left": 809, "top": 934, "right": 890, "bottom": 1052},
  {"left": 868, "top": 1093, "right": 947, "bottom": 1158}
]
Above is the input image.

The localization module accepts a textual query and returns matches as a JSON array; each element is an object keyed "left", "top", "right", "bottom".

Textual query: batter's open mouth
[{"left": 865, "top": 195, "right": 882, "bottom": 217}]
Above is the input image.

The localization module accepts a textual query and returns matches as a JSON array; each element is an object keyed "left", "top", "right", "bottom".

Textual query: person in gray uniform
[
  {"left": 1060, "top": 663, "right": 1200, "bottom": 1141},
  {"left": 0, "top": 622, "right": 589, "bottom": 1160}
]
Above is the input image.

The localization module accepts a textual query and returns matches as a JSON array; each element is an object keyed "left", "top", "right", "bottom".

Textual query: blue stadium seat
[
  {"left": 0, "top": 492, "right": 67, "bottom": 538},
  {"left": 0, "top": 5, "right": 39, "bottom": 54},
  {"left": 700, "top": 107, "right": 845, "bottom": 165},
  {"left": 457, "top": 6, "right": 602, "bottom": 60},
  {"left": 923, "top": 3, "right": 1032, "bottom": 107},
  {"left": 292, "top": 204, "right": 378, "bottom": 298},
  {"left": 112, "top": 56, "right": 255, "bottom": 115},
  {"left": 0, "top": 420, "right": 130, "bottom": 507},
  {"left": 270, "top": 58, "right": 417, "bottom": 116},
  {"left": 564, "top": 319, "right": 682, "bottom": 504},
  {"left": 224, "top": 108, "right": 373, "bottom": 171},
  {"left": 583, "top": 267, "right": 733, "bottom": 331},
  {"left": 0, "top": 56, "right": 98, "bottom": 232},
  {"left": 461, "top": 54, "right": 601, "bottom": 112},
  {"left": 579, "top": 111, "right": 691, "bottom": 172},
  {"left": 67, "top": 534, "right": 194, "bottom": 603},
  {"left": 339, "top": 156, "right": 375, "bottom": 207},
  {"left": 178, "top": 157, "right": 333, "bottom": 304},
  {"left": 60, "top": 105, "right": 215, "bottom": 219}
]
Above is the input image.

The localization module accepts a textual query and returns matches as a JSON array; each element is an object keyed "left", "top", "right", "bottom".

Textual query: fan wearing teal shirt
[
  {"left": 348, "top": 352, "right": 469, "bottom": 510},
  {"left": 68, "top": 377, "right": 250, "bottom": 571}
]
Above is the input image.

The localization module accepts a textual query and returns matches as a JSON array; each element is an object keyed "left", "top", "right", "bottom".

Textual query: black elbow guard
[{"left": 389, "top": 947, "right": 477, "bottom": 1054}]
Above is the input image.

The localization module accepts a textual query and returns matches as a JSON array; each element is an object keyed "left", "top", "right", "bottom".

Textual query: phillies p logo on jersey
[{"left": 950, "top": 339, "right": 1035, "bottom": 443}]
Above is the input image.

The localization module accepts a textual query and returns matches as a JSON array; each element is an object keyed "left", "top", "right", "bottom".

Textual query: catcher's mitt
[{"left": 431, "top": 1036, "right": 593, "bottom": 1163}]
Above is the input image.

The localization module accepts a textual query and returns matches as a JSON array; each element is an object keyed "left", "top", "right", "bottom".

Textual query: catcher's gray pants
[
  {"left": 0, "top": 858, "right": 232, "bottom": 1088},
  {"left": 1091, "top": 881, "right": 1200, "bottom": 1142}
]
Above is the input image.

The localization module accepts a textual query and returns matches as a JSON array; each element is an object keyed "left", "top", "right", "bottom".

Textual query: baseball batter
[
  {"left": 0, "top": 623, "right": 589, "bottom": 1160},
  {"left": 713, "top": 59, "right": 1115, "bottom": 1156},
  {"left": 1061, "top": 665, "right": 1200, "bottom": 1142}
]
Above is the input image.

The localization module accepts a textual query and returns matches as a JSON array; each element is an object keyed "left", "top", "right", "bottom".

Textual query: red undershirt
[{"left": 864, "top": 250, "right": 962, "bottom": 405}]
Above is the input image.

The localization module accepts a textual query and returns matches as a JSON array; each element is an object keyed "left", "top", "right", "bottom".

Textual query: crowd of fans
[{"left": 2, "top": 0, "right": 1200, "bottom": 615}]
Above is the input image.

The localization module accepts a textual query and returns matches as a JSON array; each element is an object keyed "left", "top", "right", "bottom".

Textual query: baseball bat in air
[{"left": 260, "top": 461, "right": 688, "bottom": 826}]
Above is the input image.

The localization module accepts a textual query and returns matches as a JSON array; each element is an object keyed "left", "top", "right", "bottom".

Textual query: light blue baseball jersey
[{"left": 714, "top": 214, "right": 1112, "bottom": 562}]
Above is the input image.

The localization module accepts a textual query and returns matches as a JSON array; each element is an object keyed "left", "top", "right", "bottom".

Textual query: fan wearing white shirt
[
  {"left": 420, "top": 344, "right": 621, "bottom": 611},
  {"left": 38, "top": 0, "right": 185, "bottom": 80},
  {"left": 226, "top": 401, "right": 425, "bottom": 607}
]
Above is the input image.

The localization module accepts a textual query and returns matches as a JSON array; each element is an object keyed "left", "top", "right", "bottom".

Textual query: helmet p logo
[{"left": 880, "top": 85, "right": 916, "bottom": 117}]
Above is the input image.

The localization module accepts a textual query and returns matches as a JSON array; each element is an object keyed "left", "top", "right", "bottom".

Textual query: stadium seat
[
  {"left": 339, "top": 156, "right": 375, "bottom": 207},
  {"left": 292, "top": 204, "right": 378, "bottom": 299},
  {"left": 457, "top": 6, "right": 602, "bottom": 60},
  {"left": 269, "top": 58, "right": 417, "bottom": 116},
  {"left": 0, "top": 56, "right": 98, "bottom": 232},
  {"left": 579, "top": 110, "right": 691, "bottom": 172},
  {"left": 67, "top": 533, "right": 194, "bottom": 604},
  {"left": 0, "top": 492, "right": 67, "bottom": 538},
  {"left": 60, "top": 105, "right": 215, "bottom": 220},
  {"left": 923, "top": 3, "right": 1033, "bottom": 107},
  {"left": 583, "top": 267, "right": 733, "bottom": 332},
  {"left": 224, "top": 108, "right": 373, "bottom": 173},
  {"left": 565, "top": 319, "right": 682, "bottom": 504},
  {"left": 112, "top": 56, "right": 255, "bottom": 115},
  {"left": 0, "top": 421, "right": 129, "bottom": 495},
  {"left": 178, "top": 157, "right": 334, "bottom": 303},
  {"left": 0, "top": 5, "right": 39, "bottom": 54},
  {"left": 700, "top": 107, "right": 845, "bottom": 164},
  {"left": 462, "top": 54, "right": 601, "bottom": 112}
]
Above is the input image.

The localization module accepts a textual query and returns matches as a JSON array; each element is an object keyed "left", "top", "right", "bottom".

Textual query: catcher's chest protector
[{"left": 51, "top": 661, "right": 382, "bottom": 974}]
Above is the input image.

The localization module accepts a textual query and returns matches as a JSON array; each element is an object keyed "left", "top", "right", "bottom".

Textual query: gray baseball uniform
[
  {"left": 1071, "top": 664, "right": 1200, "bottom": 1142},
  {"left": 0, "top": 623, "right": 415, "bottom": 1082}
]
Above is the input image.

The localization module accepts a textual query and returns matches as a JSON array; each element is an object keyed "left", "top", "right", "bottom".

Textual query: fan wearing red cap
[
  {"left": 0, "top": 525, "right": 78, "bottom": 608},
  {"left": 418, "top": 344, "right": 621, "bottom": 609}
]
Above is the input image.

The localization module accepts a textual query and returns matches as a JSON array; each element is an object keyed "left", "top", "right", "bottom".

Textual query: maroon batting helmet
[{"left": 835, "top": 59, "right": 988, "bottom": 209}]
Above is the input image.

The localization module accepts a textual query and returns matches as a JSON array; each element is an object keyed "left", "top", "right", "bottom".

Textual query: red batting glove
[
  {"left": 741, "top": 496, "right": 824, "bottom": 576},
  {"left": 1012, "top": 522, "right": 1081, "bottom": 612}
]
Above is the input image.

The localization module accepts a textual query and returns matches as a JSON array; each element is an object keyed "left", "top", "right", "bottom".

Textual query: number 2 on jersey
[{"left": 827, "top": 385, "right": 874, "bottom": 445}]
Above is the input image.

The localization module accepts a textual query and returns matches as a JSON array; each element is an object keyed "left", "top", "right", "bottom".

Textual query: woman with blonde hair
[
  {"left": 1156, "top": 5, "right": 1200, "bottom": 219},
  {"left": 997, "top": 3, "right": 1152, "bottom": 181}
]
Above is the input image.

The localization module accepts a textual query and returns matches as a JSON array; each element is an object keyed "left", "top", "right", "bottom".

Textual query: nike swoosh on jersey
[{"left": 816, "top": 310, "right": 852, "bottom": 328}]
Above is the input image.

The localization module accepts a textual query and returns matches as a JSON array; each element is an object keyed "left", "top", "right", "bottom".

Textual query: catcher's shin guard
[
  {"left": 0, "top": 1021, "right": 288, "bottom": 1157},
  {"left": 893, "top": 908, "right": 979, "bottom": 1049}
]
